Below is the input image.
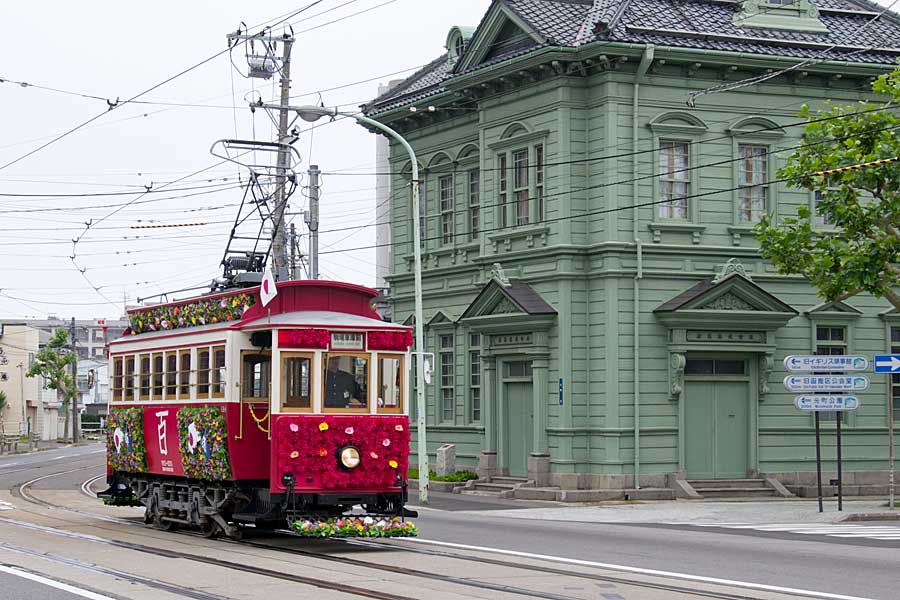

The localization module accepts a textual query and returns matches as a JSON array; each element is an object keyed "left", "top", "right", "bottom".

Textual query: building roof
[
  {"left": 366, "top": 0, "right": 900, "bottom": 114},
  {"left": 504, "top": 281, "right": 558, "bottom": 315}
]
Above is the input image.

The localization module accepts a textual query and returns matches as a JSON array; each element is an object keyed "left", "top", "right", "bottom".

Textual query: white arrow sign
[
  {"left": 794, "top": 395, "right": 861, "bottom": 412},
  {"left": 874, "top": 355, "right": 900, "bottom": 373},
  {"left": 783, "top": 355, "right": 869, "bottom": 372},
  {"left": 783, "top": 375, "right": 870, "bottom": 392}
]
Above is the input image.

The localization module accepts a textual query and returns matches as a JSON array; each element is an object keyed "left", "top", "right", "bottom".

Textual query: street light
[{"left": 274, "top": 104, "right": 430, "bottom": 504}]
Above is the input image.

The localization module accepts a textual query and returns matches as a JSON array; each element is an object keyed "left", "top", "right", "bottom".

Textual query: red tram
[{"left": 101, "top": 280, "right": 415, "bottom": 538}]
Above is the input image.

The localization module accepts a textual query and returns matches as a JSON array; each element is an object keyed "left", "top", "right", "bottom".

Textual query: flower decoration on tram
[
  {"left": 367, "top": 330, "right": 413, "bottom": 351},
  {"left": 318, "top": 422, "right": 329, "bottom": 432},
  {"left": 344, "top": 427, "right": 354, "bottom": 435},
  {"left": 292, "top": 517, "right": 417, "bottom": 538},
  {"left": 290, "top": 451, "right": 299, "bottom": 459},
  {"left": 278, "top": 329, "right": 331, "bottom": 349},
  {"left": 129, "top": 293, "right": 254, "bottom": 334},
  {"left": 394, "top": 424, "right": 404, "bottom": 432},
  {"left": 177, "top": 407, "right": 232, "bottom": 480},
  {"left": 106, "top": 408, "right": 147, "bottom": 473},
  {"left": 388, "top": 460, "right": 398, "bottom": 469},
  {"left": 276, "top": 415, "right": 410, "bottom": 490}
]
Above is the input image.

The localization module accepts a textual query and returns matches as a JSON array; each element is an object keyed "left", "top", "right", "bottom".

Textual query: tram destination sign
[
  {"left": 795, "top": 395, "right": 861, "bottom": 412},
  {"left": 783, "top": 375, "right": 870, "bottom": 392},
  {"left": 784, "top": 355, "right": 868, "bottom": 372}
]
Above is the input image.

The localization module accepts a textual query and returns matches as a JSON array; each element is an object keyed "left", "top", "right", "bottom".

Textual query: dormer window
[
  {"left": 734, "top": 0, "right": 828, "bottom": 33},
  {"left": 445, "top": 26, "right": 475, "bottom": 69}
]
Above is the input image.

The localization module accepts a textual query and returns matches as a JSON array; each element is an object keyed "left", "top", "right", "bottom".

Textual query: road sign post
[
  {"left": 874, "top": 355, "right": 899, "bottom": 511},
  {"left": 785, "top": 356, "right": 866, "bottom": 513}
]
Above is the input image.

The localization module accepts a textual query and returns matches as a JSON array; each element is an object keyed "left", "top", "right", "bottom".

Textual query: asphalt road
[
  {"left": 0, "top": 568, "right": 114, "bottom": 600},
  {"left": 5, "top": 443, "right": 900, "bottom": 600}
]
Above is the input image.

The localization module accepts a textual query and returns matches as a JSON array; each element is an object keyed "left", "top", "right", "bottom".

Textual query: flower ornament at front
[
  {"left": 290, "top": 451, "right": 299, "bottom": 459},
  {"left": 370, "top": 451, "right": 379, "bottom": 459},
  {"left": 318, "top": 447, "right": 328, "bottom": 457},
  {"left": 382, "top": 439, "right": 391, "bottom": 447},
  {"left": 290, "top": 423, "right": 299, "bottom": 433},
  {"left": 394, "top": 424, "right": 404, "bottom": 432},
  {"left": 319, "top": 422, "right": 329, "bottom": 432},
  {"left": 388, "top": 460, "right": 398, "bottom": 469},
  {"left": 344, "top": 427, "right": 354, "bottom": 435}
]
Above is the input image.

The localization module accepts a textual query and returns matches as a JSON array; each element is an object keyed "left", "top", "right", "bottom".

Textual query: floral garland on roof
[
  {"left": 129, "top": 293, "right": 254, "bottom": 334},
  {"left": 177, "top": 407, "right": 232, "bottom": 481},
  {"left": 368, "top": 330, "right": 413, "bottom": 351},
  {"left": 107, "top": 407, "right": 147, "bottom": 473}
]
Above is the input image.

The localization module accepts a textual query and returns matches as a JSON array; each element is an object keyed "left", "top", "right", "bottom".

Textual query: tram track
[{"left": 11, "top": 465, "right": 871, "bottom": 600}]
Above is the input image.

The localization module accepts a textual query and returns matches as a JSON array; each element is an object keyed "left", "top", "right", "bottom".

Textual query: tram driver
[{"left": 324, "top": 355, "right": 365, "bottom": 409}]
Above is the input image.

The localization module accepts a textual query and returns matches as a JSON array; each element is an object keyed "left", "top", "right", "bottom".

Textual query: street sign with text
[
  {"left": 784, "top": 355, "right": 868, "bottom": 372},
  {"left": 874, "top": 354, "right": 900, "bottom": 373},
  {"left": 794, "top": 395, "right": 861, "bottom": 412},
  {"left": 783, "top": 375, "right": 869, "bottom": 392}
]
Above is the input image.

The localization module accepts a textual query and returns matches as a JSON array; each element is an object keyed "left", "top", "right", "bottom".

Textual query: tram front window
[{"left": 324, "top": 355, "right": 368, "bottom": 410}]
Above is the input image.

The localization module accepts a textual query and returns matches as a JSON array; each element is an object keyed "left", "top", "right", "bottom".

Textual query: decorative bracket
[
  {"left": 491, "top": 263, "right": 511, "bottom": 287},
  {"left": 670, "top": 352, "right": 686, "bottom": 400},
  {"left": 713, "top": 257, "right": 752, "bottom": 284},
  {"left": 758, "top": 354, "right": 774, "bottom": 400}
]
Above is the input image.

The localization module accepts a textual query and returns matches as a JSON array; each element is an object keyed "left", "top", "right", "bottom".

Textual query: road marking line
[
  {"left": 401, "top": 538, "right": 876, "bottom": 600},
  {"left": 0, "top": 502, "right": 14, "bottom": 511},
  {"left": 0, "top": 565, "right": 117, "bottom": 600}
]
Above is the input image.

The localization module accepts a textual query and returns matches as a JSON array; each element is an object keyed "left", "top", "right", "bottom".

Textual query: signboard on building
[
  {"left": 794, "top": 395, "right": 861, "bottom": 412},
  {"left": 873, "top": 354, "right": 900, "bottom": 373},
  {"left": 783, "top": 375, "right": 869, "bottom": 392},
  {"left": 784, "top": 355, "right": 868, "bottom": 372}
]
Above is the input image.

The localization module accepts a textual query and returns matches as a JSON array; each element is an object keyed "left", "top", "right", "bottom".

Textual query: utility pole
[
  {"left": 306, "top": 165, "right": 320, "bottom": 280},
  {"left": 289, "top": 222, "right": 297, "bottom": 280},
  {"left": 69, "top": 318, "right": 79, "bottom": 443},
  {"left": 271, "top": 34, "right": 294, "bottom": 281}
]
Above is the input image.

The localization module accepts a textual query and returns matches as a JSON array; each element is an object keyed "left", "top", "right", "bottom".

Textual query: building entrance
[
  {"left": 684, "top": 358, "right": 750, "bottom": 479},
  {"left": 501, "top": 360, "right": 534, "bottom": 477}
]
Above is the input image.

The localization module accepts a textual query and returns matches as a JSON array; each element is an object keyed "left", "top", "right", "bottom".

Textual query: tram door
[{"left": 502, "top": 360, "right": 534, "bottom": 478}]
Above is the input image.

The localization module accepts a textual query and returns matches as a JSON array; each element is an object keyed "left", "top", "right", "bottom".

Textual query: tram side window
[
  {"left": 179, "top": 351, "right": 191, "bottom": 398},
  {"left": 242, "top": 352, "right": 271, "bottom": 400},
  {"left": 112, "top": 357, "right": 124, "bottom": 402},
  {"left": 152, "top": 353, "right": 164, "bottom": 398},
  {"left": 212, "top": 346, "right": 226, "bottom": 398},
  {"left": 198, "top": 349, "right": 211, "bottom": 397},
  {"left": 124, "top": 356, "right": 135, "bottom": 401},
  {"left": 139, "top": 355, "right": 151, "bottom": 400},
  {"left": 165, "top": 352, "right": 178, "bottom": 400},
  {"left": 324, "top": 354, "right": 368, "bottom": 410},
  {"left": 282, "top": 354, "right": 312, "bottom": 410},
  {"left": 377, "top": 355, "right": 403, "bottom": 413}
]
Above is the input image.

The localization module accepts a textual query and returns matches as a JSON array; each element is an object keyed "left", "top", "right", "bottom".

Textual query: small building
[
  {"left": 365, "top": 0, "right": 900, "bottom": 494},
  {"left": 0, "top": 324, "right": 60, "bottom": 440}
]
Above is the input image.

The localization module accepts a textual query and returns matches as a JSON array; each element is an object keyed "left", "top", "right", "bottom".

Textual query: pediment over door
[
  {"left": 654, "top": 272, "right": 797, "bottom": 330},
  {"left": 460, "top": 276, "right": 556, "bottom": 332}
]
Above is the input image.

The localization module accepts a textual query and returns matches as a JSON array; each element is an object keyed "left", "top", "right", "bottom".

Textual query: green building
[{"left": 365, "top": 0, "right": 900, "bottom": 497}]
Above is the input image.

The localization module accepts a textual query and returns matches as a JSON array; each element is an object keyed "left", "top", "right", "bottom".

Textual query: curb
[{"left": 833, "top": 512, "right": 900, "bottom": 523}]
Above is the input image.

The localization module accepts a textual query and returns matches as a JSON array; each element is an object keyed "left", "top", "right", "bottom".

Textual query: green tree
[
  {"left": 756, "top": 65, "right": 900, "bottom": 309},
  {"left": 0, "top": 390, "right": 7, "bottom": 435},
  {"left": 26, "top": 329, "right": 76, "bottom": 441}
]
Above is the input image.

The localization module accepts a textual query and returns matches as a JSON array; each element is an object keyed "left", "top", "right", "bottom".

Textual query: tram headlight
[{"left": 338, "top": 445, "right": 361, "bottom": 470}]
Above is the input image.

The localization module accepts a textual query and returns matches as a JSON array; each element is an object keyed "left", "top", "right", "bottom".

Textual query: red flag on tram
[{"left": 261, "top": 268, "right": 278, "bottom": 307}]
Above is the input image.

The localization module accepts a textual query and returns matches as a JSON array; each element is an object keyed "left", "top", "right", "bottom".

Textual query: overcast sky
[{"left": 0, "top": 0, "right": 895, "bottom": 321}]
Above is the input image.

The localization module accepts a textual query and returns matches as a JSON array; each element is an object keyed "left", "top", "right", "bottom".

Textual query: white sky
[{"left": 0, "top": 0, "right": 895, "bottom": 320}]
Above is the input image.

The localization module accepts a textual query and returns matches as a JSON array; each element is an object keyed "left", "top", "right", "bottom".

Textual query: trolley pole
[
  {"left": 69, "top": 317, "right": 79, "bottom": 443},
  {"left": 271, "top": 34, "right": 294, "bottom": 281},
  {"left": 890, "top": 375, "right": 896, "bottom": 510},
  {"left": 307, "top": 165, "right": 320, "bottom": 280}
]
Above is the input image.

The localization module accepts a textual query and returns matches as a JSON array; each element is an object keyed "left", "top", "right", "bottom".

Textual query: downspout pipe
[{"left": 633, "top": 45, "right": 654, "bottom": 489}]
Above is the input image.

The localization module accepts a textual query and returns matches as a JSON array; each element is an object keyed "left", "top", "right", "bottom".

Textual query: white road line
[
  {"left": 668, "top": 522, "right": 900, "bottom": 541},
  {"left": 401, "top": 538, "right": 876, "bottom": 600},
  {"left": 0, "top": 565, "right": 117, "bottom": 600},
  {"left": 0, "top": 501, "right": 14, "bottom": 511}
]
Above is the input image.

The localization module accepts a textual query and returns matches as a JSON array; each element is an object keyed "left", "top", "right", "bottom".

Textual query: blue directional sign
[
  {"left": 874, "top": 354, "right": 900, "bottom": 373},
  {"left": 784, "top": 355, "right": 868, "bottom": 372},
  {"left": 783, "top": 375, "right": 870, "bottom": 392},
  {"left": 794, "top": 395, "right": 861, "bottom": 412}
]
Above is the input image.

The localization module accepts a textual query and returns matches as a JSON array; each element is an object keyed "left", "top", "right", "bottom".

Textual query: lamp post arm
[{"left": 350, "top": 113, "right": 429, "bottom": 504}]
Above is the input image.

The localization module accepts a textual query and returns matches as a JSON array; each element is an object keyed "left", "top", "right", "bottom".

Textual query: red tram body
[{"left": 102, "top": 280, "right": 414, "bottom": 537}]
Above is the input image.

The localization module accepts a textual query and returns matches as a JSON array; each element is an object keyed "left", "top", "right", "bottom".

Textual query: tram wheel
[
  {"left": 200, "top": 520, "right": 219, "bottom": 539},
  {"left": 153, "top": 515, "right": 176, "bottom": 531}
]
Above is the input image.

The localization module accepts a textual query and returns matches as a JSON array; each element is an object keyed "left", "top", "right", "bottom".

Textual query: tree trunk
[{"left": 59, "top": 390, "right": 69, "bottom": 442}]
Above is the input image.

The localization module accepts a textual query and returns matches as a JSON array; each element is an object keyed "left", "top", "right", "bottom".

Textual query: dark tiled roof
[
  {"left": 366, "top": 0, "right": 900, "bottom": 114},
  {"left": 654, "top": 279, "right": 715, "bottom": 312},
  {"left": 505, "top": 281, "right": 558, "bottom": 315}
]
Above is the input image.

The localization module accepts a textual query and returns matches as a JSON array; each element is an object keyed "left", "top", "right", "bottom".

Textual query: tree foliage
[
  {"left": 755, "top": 66, "right": 900, "bottom": 309},
  {"left": 26, "top": 328, "right": 76, "bottom": 439}
]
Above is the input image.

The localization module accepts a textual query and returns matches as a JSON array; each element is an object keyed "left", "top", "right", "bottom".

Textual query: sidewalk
[
  {"left": 453, "top": 497, "right": 899, "bottom": 525},
  {"left": 0, "top": 439, "right": 94, "bottom": 456}
]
